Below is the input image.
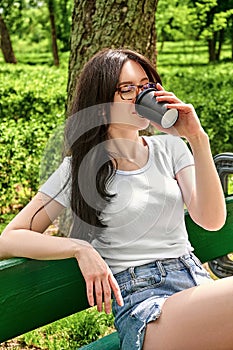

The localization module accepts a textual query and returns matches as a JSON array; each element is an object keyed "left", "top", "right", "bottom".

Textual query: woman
[{"left": 0, "top": 48, "right": 231, "bottom": 350}]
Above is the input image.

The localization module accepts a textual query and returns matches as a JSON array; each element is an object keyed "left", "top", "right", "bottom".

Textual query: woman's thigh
[{"left": 143, "top": 276, "right": 233, "bottom": 350}]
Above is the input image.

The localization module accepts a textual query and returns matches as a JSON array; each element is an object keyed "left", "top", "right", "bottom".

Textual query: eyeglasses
[{"left": 115, "top": 82, "right": 157, "bottom": 100}]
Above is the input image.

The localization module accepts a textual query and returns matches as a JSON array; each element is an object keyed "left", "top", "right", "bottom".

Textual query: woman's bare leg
[{"left": 143, "top": 276, "right": 233, "bottom": 350}]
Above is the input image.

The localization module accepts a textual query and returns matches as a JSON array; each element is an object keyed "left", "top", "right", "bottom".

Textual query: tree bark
[
  {"left": 47, "top": 0, "right": 60, "bottom": 66},
  {"left": 59, "top": 0, "right": 159, "bottom": 236},
  {"left": 230, "top": 16, "right": 233, "bottom": 61},
  {"left": 0, "top": 14, "right": 17, "bottom": 64},
  {"left": 208, "top": 32, "right": 217, "bottom": 62},
  {"left": 216, "top": 29, "right": 224, "bottom": 62},
  {"left": 67, "top": 0, "right": 159, "bottom": 111}
]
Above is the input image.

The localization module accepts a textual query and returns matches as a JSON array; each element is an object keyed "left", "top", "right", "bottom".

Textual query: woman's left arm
[
  {"left": 153, "top": 84, "right": 226, "bottom": 231},
  {"left": 176, "top": 132, "right": 226, "bottom": 230}
]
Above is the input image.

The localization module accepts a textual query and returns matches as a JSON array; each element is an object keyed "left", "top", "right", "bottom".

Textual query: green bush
[
  {"left": 159, "top": 63, "right": 233, "bottom": 155},
  {"left": 0, "top": 65, "right": 67, "bottom": 214}
]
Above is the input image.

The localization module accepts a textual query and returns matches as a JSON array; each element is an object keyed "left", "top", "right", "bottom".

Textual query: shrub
[
  {"left": 159, "top": 63, "right": 233, "bottom": 156},
  {"left": 0, "top": 65, "right": 67, "bottom": 214}
]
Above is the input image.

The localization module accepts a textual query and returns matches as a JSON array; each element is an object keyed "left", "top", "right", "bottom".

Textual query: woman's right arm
[
  {"left": 0, "top": 192, "right": 77, "bottom": 260},
  {"left": 0, "top": 192, "right": 123, "bottom": 312}
]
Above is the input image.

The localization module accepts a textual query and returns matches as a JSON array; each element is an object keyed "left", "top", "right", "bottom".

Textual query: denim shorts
[{"left": 112, "top": 253, "right": 213, "bottom": 350}]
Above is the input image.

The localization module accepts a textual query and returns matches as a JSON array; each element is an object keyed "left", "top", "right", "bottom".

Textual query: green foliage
[
  {"left": 156, "top": 0, "right": 233, "bottom": 58},
  {"left": 157, "top": 41, "right": 233, "bottom": 156},
  {"left": 1, "top": 0, "right": 72, "bottom": 52},
  {"left": 156, "top": 0, "right": 198, "bottom": 42},
  {"left": 17, "top": 308, "right": 114, "bottom": 349},
  {"left": 0, "top": 64, "right": 67, "bottom": 213},
  {"left": 229, "top": 175, "right": 233, "bottom": 195}
]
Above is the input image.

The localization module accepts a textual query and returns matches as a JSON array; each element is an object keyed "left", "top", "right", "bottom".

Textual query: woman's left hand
[{"left": 151, "top": 83, "right": 204, "bottom": 141}]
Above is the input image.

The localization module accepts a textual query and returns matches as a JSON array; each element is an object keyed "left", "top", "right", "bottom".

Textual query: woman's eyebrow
[{"left": 118, "top": 77, "right": 148, "bottom": 87}]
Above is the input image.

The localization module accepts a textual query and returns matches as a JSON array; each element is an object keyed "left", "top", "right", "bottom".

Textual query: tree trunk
[
  {"left": 216, "top": 29, "right": 224, "bottom": 62},
  {"left": 47, "top": 0, "right": 59, "bottom": 66},
  {"left": 208, "top": 35, "right": 216, "bottom": 62},
  {"left": 0, "top": 14, "right": 17, "bottom": 64},
  {"left": 67, "top": 0, "right": 159, "bottom": 110},
  {"left": 232, "top": 37, "right": 233, "bottom": 61},
  {"left": 230, "top": 16, "right": 233, "bottom": 61},
  {"left": 59, "top": 0, "right": 159, "bottom": 236}
]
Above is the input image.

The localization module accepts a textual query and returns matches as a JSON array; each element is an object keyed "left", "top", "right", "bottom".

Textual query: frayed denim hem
[
  {"left": 130, "top": 296, "right": 167, "bottom": 350},
  {"left": 117, "top": 296, "right": 168, "bottom": 350}
]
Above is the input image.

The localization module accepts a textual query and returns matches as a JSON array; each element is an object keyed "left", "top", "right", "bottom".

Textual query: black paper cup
[{"left": 135, "top": 88, "right": 178, "bottom": 128}]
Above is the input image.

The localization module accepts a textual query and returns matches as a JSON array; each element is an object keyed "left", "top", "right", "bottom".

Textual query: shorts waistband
[{"left": 114, "top": 254, "right": 197, "bottom": 281}]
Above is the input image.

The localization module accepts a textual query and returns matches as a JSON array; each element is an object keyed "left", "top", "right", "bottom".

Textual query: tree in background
[
  {"left": 0, "top": 0, "right": 19, "bottom": 63},
  {"left": 67, "top": 0, "right": 159, "bottom": 110},
  {"left": 0, "top": 13, "right": 17, "bottom": 63},
  {"left": 191, "top": 0, "right": 233, "bottom": 62},
  {"left": 56, "top": 0, "right": 72, "bottom": 52},
  {"left": 47, "top": 0, "right": 59, "bottom": 66},
  {"left": 156, "top": 0, "right": 233, "bottom": 63},
  {"left": 2, "top": 0, "right": 232, "bottom": 65},
  {"left": 156, "top": 0, "right": 196, "bottom": 49},
  {"left": 0, "top": 0, "right": 71, "bottom": 64}
]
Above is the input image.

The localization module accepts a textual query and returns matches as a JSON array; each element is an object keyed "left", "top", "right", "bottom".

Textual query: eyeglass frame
[{"left": 115, "top": 82, "right": 157, "bottom": 100}]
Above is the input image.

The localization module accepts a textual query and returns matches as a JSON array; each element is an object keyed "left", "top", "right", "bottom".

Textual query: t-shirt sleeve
[
  {"left": 171, "top": 136, "right": 194, "bottom": 174},
  {"left": 39, "top": 156, "right": 71, "bottom": 207}
]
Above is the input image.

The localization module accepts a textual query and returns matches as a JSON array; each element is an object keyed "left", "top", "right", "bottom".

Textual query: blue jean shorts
[{"left": 112, "top": 253, "right": 212, "bottom": 350}]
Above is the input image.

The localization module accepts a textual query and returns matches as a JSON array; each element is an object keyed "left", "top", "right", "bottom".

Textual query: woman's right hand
[{"left": 73, "top": 241, "right": 124, "bottom": 314}]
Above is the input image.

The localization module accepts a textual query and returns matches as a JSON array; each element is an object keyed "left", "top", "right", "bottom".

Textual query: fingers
[
  {"left": 156, "top": 82, "right": 164, "bottom": 91},
  {"left": 102, "top": 278, "right": 112, "bottom": 314},
  {"left": 85, "top": 270, "right": 123, "bottom": 314},
  {"left": 94, "top": 278, "right": 104, "bottom": 312},
  {"left": 166, "top": 103, "right": 195, "bottom": 112},
  {"left": 155, "top": 83, "right": 182, "bottom": 104},
  {"left": 86, "top": 280, "right": 95, "bottom": 308},
  {"left": 109, "top": 273, "right": 124, "bottom": 307},
  {"left": 153, "top": 84, "right": 201, "bottom": 139},
  {"left": 155, "top": 92, "right": 182, "bottom": 105},
  {"left": 77, "top": 247, "right": 123, "bottom": 314}
]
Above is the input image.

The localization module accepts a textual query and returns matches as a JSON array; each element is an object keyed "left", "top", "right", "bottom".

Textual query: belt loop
[
  {"left": 179, "top": 256, "right": 191, "bottom": 270},
  {"left": 129, "top": 266, "right": 136, "bottom": 279},
  {"left": 156, "top": 261, "right": 166, "bottom": 277}
]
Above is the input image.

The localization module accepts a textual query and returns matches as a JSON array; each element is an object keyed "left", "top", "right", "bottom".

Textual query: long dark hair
[{"left": 65, "top": 48, "right": 162, "bottom": 241}]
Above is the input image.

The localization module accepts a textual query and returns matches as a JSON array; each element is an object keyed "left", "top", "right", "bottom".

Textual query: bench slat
[
  {"left": 186, "top": 197, "right": 233, "bottom": 262},
  {"left": 79, "top": 332, "right": 120, "bottom": 350},
  {"left": 0, "top": 258, "right": 88, "bottom": 343}
]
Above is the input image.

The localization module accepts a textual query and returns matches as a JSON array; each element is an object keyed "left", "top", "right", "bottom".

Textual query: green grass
[
  {"left": 2, "top": 308, "right": 114, "bottom": 349},
  {"left": 157, "top": 40, "right": 232, "bottom": 67},
  {"left": 0, "top": 37, "right": 70, "bottom": 68}
]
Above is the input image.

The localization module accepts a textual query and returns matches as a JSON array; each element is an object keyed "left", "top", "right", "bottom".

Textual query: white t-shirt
[{"left": 39, "top": 135, "right": 195, "bottom": 274}]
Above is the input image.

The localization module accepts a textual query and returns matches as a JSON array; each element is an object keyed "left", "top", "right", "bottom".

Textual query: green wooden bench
[
  {"left": 0, "top": 153, "right": 233, "bottom": 349},
  {"left": 0, "top": 197, "right": 233, "bottom": 349}
]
